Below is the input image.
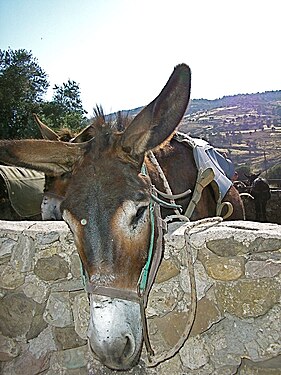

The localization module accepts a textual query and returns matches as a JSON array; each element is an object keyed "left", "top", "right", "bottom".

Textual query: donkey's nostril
[{"left": 122, "top": 334, "right": 135, "bottom": 360}]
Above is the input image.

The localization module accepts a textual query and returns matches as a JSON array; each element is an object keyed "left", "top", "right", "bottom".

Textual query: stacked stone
[
  {"left": 0, "top": 220, "right": 280, "bottom": 375},
  {"left": 146, "top": 220, "right": 281, "bottom": 375},
  {"left": 0, "top": 221, "right": 89, "bottom": 374}
]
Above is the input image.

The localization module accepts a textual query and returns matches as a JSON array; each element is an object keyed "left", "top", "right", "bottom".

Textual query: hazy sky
[{"left": 0, "top": 0, "right": 280, "bottom": 115}]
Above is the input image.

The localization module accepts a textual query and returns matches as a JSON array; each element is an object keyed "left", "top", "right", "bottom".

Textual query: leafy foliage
[
  {"left": 0, "top": 49, "right": 88, "bottom": 139},
  {"left": 40, "top": 79, "right": 88, "bottom": 130},
  {"left": 0, "top": 48, "right": 49, "bottom": 139}
]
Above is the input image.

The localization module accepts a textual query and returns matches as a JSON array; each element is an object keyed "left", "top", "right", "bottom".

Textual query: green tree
[
  {"left": 0, "top": 48, "right": 49, "bottom": 139},
  {"left": 41, "top": 79, "right": 88, "bottom": 130}
]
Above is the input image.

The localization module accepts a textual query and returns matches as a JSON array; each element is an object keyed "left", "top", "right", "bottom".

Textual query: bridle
[
  {"left": 84, "top": 190, "right": 165, "bottom": 359},
  {"left": 78, "top": 151, "right": 223, "bottom": 367},
  {"left": 80, "top": 151, "right": 191, "bottom": 366}
]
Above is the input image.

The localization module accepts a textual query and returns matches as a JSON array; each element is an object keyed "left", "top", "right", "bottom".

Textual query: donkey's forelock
[
  {"left": 83, "top": 119, "right": 143, "bottom": 169},
  {"left": 88, "top": 107, "right": 132, "bottom": 137},
  {"left": 57, "top": 128, "right": 74, "bottom": 142}
]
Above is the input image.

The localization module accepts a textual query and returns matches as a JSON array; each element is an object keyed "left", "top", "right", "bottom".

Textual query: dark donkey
[
  {"left": 33, "top": 113, "right": 93, "bottom": 220},
  {"left": 245, "top": 173, "right": 271, "bottom": 222},
  {"left": 0, "top": 65, "right": 244, "bottom": 370},
  {"left": 33, "top": 107, "right": 130, "bottom": 220}
]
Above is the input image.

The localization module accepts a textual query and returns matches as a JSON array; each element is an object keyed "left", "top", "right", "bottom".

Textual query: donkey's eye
[
  {"left": 131, "top": 205, "right": 148, "bottom": 228},
  {"left": 136, "top": 206, "right": 147, "bottom": 221}
]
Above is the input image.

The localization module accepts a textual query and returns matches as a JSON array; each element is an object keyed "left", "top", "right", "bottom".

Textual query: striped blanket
[{"left": 175, "top": 132, "right": 234, "bottom": 199}]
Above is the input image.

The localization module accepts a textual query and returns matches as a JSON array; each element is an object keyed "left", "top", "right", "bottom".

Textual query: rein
[{"left": 146, "top": 216, "right": 223, "bottom": 367}]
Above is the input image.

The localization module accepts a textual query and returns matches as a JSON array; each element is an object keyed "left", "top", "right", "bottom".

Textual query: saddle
[{"left": 174, "top": 132, "right": 234, "bottom": 218}]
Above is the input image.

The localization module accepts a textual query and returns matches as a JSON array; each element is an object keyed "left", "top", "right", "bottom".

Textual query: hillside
[
  {"left": 180, "top": 91, "right": 281, "bottom": 174},
  {"left": 117, "top": 91, "right": 281, "bottom": 175}
]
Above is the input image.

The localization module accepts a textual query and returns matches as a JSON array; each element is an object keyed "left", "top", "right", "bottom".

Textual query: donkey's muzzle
[{"left": 87, "top": 295, "right": 143, "bottom": 370}]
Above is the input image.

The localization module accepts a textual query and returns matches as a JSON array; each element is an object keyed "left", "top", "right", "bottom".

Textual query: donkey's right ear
[{"left": 33, "top": 113, "right": 60, "bottom": 141}]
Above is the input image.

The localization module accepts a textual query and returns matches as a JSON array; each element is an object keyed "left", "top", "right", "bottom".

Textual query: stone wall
[{"left": 0, "top": 220, "right": 280, "bottom": 375}]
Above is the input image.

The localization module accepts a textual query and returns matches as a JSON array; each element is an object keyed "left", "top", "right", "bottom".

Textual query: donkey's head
[
  {"left": 0, "top": 64, "right": 191, "bottom": 369},
  {"left": 244, "top": 172, "right": 261, "bottom": 186},
  {"left": 33, "top": 110, "right": 103, "bottom": 220}
]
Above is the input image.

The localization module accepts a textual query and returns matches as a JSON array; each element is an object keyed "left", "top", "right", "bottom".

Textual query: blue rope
[{"left": 138, "top": 200, "right": 155, "bottom": 293}]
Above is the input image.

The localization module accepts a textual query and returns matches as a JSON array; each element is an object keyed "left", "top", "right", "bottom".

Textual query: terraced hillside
[{"left": 179, "top": 91, "right": 281, "bottom": 174}]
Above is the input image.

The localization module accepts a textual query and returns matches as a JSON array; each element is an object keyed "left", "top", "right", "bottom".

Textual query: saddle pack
[
  {"left": 174, "top": 132, "right": 234, "bottom": 218},
  {"left": 0, "top": 165, "right": 45, "bottom": 217}
]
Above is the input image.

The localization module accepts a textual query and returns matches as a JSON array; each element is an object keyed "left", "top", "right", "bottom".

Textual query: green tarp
[{"left": 0, "top": 166, "right": 45, "bottom": 217}]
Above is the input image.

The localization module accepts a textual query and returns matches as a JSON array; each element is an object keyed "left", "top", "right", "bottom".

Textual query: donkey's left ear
[
  {"left": 33, "top": 113, "right": 60, "bottom": 141},
  {"left": 121, "top": 64, "right": 191, "bottom": 159}
]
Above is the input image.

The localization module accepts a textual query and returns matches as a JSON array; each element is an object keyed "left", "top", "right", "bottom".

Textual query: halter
[
  {"left": 83, "top": 185, "right": 167, "bottom": 358},
  {"left": 80, "top": 151, "right": 223, "bottom": 367},
  {"left": 80, "top": 153, "right": 190, "bottom": 362}
]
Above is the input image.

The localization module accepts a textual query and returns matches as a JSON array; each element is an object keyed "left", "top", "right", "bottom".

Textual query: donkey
[
  {"left": 0, "top": 64, "right": 244, "bottom": 370},
  {"left": 245, "top": 173, "right": 271, "bottom": 222},
  {"left": 34, "top": 107, "right": 131, "bottom": 220},
  {"left": 33, "top": 113, "right": 93, "bottom": 220}
]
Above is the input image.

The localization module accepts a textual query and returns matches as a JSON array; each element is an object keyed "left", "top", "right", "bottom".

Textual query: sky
[{"left": 0, "top": 0, "right": 280, "bottom": 116}]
